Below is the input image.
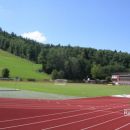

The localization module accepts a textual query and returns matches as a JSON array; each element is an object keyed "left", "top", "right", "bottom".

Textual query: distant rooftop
[{"left": 112, "top": 73, "right": 130, "bottom": 76}]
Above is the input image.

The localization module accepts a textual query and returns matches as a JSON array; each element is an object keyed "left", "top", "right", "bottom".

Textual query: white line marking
[
  {"left": 57, "top": 101, "right": 60, "bottom": 104},
  {"left": 81, "top": 116, "right": 124, "bottom": 130},
  {"left": 1, "top": 103, "right": 124, "bottom": 123},
  {"left": 42, "top": 110, "right": 123, "bottom": 130},
  {"left": 0, "top": 103, "right": 127, "bottom": 109},
  {"left": 0, "top": 109, "right": 86, "bottom": 123},
  {"left": 0, "top": 110, "right": 109, "bottom": 129},
  {"left": 115, "top": 123, "right": 130, "bottom": 130},
  {"left": 0, "top": 106, "right": 123, "bottom": 129}
]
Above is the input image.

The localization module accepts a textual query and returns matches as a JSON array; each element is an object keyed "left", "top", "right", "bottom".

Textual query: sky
[{"left": 0, "top": 0, "right": 130, "bottom": 52}]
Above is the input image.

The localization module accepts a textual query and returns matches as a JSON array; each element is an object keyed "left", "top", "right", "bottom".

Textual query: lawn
[
  {"left": 0, "top": 81, "right": 130, "bottom": 97},
  {"left": 0, "top": 49, "right": 50, "bottom": 80}
]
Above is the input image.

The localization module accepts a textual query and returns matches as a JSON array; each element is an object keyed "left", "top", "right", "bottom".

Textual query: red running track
[{"left": 0, "top": 97, "right": 130, "bottom": 130}]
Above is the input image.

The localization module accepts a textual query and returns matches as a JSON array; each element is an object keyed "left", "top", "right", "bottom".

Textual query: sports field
[
  {"left": 1, "top": 82, "right": 130, "bottom": 130},
  {"left": 0, "top": 81, "right": 130, "bottom": 97}
]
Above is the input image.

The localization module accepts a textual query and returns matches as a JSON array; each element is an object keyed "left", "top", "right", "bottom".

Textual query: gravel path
[{"left": 0, "top": 87, "right": 78, "bottom": 100}]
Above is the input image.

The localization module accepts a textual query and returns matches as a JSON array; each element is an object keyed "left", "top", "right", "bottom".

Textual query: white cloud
[{"left": 21, "top": 31, "right": 47, "bottom": 43}]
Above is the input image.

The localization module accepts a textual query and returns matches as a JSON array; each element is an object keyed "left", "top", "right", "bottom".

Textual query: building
[{"left": 112, "top": 73, "right": 130, "bottom": 85}]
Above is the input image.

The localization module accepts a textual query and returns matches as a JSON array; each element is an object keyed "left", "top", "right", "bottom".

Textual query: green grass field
[
  {"left": 0, "top": 81, "right": 130, "bottom": 97},
  {"left": 0, "top": 49, "right": 50, "bottom": 80}
]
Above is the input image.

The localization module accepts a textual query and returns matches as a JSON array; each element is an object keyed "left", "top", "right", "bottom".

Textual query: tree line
[{"left": 0, "top": 27, "right": 130, "bottom": 81}]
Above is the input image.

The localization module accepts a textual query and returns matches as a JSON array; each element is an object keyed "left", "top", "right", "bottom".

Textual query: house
[{"left": 112, "top": 73, "right": 130, "bottom": 85}]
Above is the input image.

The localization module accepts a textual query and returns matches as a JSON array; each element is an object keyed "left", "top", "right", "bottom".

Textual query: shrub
[
  {"left": 51, "top": 70, "right": 65, "bottom": 80},
  {"left": 51, "top": 69, "right": 59, "bottom": 80},
  {"left": 2, "top": 68, "right": 10, "bottom": 78},
  {"left": 27, "top": 78, "right": 36, "bottom": 81},
  {"left": 106, "top": 76, "right": 111, "bottom": 82}
]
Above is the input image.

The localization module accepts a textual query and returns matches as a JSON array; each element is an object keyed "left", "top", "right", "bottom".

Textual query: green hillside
[{"left": 0, "top": 49, "right": 50, "bottom": 80}]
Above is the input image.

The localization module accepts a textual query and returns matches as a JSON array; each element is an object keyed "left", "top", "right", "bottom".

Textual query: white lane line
[
  {"left": 0, "top": 102, "right": 126, "bottom": 107},
  {"left": 0, "top": 105, "right": 93, "bottom": 109},
  {"left": 1, "top": 103, "right": 124, "bottom": 123},
  {"left": 0, "top": 105, "right": 66, "bottom": 109},
  {"left": 0, "top": 105, "right": 78, "bottom": 109},
  {"left": 66, "top": 103, "right": 71, "bottom": 106},
  {"left": 0, "top": 109, "right": 110, "bottom": 130},
  {"left": 115, "top": 123, "right": 130, "bottom": 130},
  {"left": 0, "top": 103, "right": 127, "bottom": 110},
  {"left": 0, "top": 103, "right": 126, "bottom": 123},
  {"left": 81, "top": 116, "right": 124, "bottom": 130},
  {"left": 42, "top": 110, "right": 123, "bottom": 130},
  {"left": 56, "top": 102, "right": 60, "bottom": 104},
  {"left": 0, "top": 109, "right": 87, "bottom": 123},
  {"left": 0, "top": 106, "right": 123, "bottom": 129}
]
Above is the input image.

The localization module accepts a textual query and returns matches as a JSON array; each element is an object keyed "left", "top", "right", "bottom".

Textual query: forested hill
[{"left": 0, "top": 27, "right": 130, "bottom": 81}]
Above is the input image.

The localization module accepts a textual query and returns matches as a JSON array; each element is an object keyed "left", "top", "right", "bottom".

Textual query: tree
[
  {"left": 38, "top": 49, "right": 47, "bottom": 70},
  {"left": 58, "top": 70, "right": 64, "bottom": 79},
  {"left": 1, "top": 27, "right": 130, "bottom": 81},
  {"left": 45, "top": 48, "right": 66, "bottom": 74},
  {"left": 64, "top": 57, "right": 80, "bottom": 80},
  {"left": 91, "top": 64, "right": 104, "bottom": 79},
  {"left": 51, "top": 70, "right": 65, "bottom": 79},
  {"left": 51, "top": 70, "right": 59, "bottom": 79},
  {"left": 2, "top": 68, "right": 10, "bottom": 78}
]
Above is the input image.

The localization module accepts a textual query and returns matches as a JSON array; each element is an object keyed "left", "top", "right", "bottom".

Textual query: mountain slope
[
  {"left": 1, "top": 28, "right": 130, "bottom": 80},
  {"left": 0, "top": 49, "right": 50, "bottom": 80}
]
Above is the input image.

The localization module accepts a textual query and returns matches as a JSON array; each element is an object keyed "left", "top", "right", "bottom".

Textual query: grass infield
[{"left": 0, "top": 81, "right": 130, "bottom": 97}]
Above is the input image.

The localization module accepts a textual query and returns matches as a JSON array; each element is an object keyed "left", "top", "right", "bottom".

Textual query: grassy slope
[
  {"left": 0, "top": 81, "right": 130, "bottom": 97},
  {"left": 0, "top": 49, "right": 50, "bottom": 80}
]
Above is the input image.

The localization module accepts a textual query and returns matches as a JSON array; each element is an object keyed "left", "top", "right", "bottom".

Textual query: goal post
[{"left": 54, "top": 79, "right": 68, "bottom": 85}]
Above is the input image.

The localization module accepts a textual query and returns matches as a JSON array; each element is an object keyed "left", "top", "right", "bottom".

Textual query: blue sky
[{"left": 0, "top": 0, "right": 130, "bottom": 52}]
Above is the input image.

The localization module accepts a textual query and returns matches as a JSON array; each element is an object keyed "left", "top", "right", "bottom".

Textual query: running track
[{"left": 0, "top": 97, "right": 130, "bottom": 130}]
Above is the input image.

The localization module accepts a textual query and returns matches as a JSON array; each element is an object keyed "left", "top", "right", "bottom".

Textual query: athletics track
[{"left": 0, "top": 97, "right": 130, "bottom": 130}]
